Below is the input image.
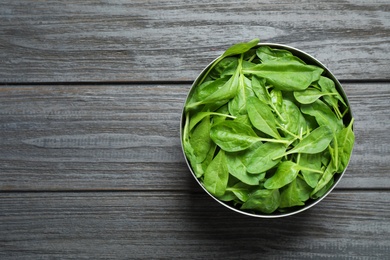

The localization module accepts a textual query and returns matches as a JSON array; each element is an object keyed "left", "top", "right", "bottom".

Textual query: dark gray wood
[
  {"left": 0, "top": 83, "right": 388, "bottom": 191},
  {"left": 0, "top": 191, "right": 389, "bottom": 259},
  {"left": 0, "top": 0, "right": 389, "bottom": 83}
]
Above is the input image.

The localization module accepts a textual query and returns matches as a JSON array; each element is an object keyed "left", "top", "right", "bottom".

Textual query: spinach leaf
[
  {"left": 242, "top": 62, "right": 323, "bottom": 91},
  {"left": 210, "top": 120, "right": 289, "bottom": 152},
  {"left": 246, "top": 142, "right": 287, "bottom": 173},
  {"left": 247, "top": 96, "right": 281, "bottom": 139},
  {"left": 189, "top": 111, "right": 236, "bottom": 131},
  {"left": 277, "top": 99, "right": 307, "bottom": 138},
  {"left": 226, "top": 182, "right": 255, "bottom": 202},
  {"left": 270, "top": 89, "right": 284, "bottom": 112},
  {"left": 299, "top": 153, "right": 323, "bottom": 188},
  {"left": 318, "top": 76, "right": 347, "bottom": 118},
  {"left": 228, "top": 74, "right": 254, "bottom": 116},
  {"left": 293, "top": 87, "right": 337, "bottom": 104},
  {"left": 275, "top": 125, "right": 333, "bottom": 159},
  {"left": 222, "top": 38, "right": 260, "bottom": 58},
  {"left": 209, "top": 57, "right": 238, "bottom": 79},
  {"left": 199, "top": 38, "right": 260, "bottom": 85},
  {"left": 264, "top": 161, "right": 300, "bottom": 189},
  {"left": 210, "top": 120, "right": 260, "bottom": 152},
  {"left": 279, "top": 179, "right": 305, "bottom": 208},
  {"left": 241, "top": 189, "right": 280, "bottom": 214},
  {"left": 226, "top": 152, "right": 263, "bottom": 185},
  {"left": 195, "top": 77, "right": 229, "bottom": 101},
  {"left": 203, "top": 150, "right": 229, "bottom": 197},
  {"left": 188, "top": 142, "right": 217, "bottom": 179},
  {"left": 189, "top": 116, "right": 212, "bottom": 163},
  {"left": 301, "top": 99, "right": 344, "bottom": 134},
  {"left": 256, "top": 45, "right": 294, "bottom": 61},
  {"left": 251, "top": 76, "right": 270, "bottom": 104},
  {"left": 311, "top": 160, "right": 336, "bottom": 196},
  {"left": 334, "top": 118, "right": 355, "bottom": 172}
]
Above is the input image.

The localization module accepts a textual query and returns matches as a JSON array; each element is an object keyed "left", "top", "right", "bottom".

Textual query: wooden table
[{"left": 1, "top": 1, "right": 389, "bottom": 259}]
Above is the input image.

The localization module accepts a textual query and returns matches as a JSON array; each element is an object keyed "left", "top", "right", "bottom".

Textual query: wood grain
[
  {"left": 0, "top": 191, "right": 389, "bottom": 259},
  {"left": 0, "top": 0, "right": 389, "bottom": 83},
  {"left": 0, "top": 83, "right": 388, "bottom": 191}
]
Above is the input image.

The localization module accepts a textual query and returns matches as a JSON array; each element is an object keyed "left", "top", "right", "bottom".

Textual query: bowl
[{"left": 180, "top": 41, "right": 354, "bottom": 218}]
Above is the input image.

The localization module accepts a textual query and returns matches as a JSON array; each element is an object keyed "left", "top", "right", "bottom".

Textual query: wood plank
[
  {"left": 0, "top": 191, "right": 389, "bottom": 259},
  {"left": 0, "top": 0, "right": 389, "bottom": 83},
  {"left": 0, "top": 83, "right": 389, "bottom": 191}
]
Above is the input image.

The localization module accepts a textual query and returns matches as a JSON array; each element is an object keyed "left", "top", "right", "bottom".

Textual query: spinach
[
  {"left": 182, "top": 39, "right": 355, "bottom": 214},
  {"left": 189, "top": 116, "right": 212, "bottom": 163},
  {"left": 228, "top": 74, "right": 254, "bottom": 116},
  {"left": 264, "top": 161, "right": 300, "bottom": 189},
  {"left": 210, "top": 120, "right": 289, "bottom": 152},
  {"left": 241, "top": 189, "right": 280, "bottom": 214},
  {"left": 318, "top": 76, "right": 347, "bottom": 119},
  {"left": 279, "top": 179, "right": 305, "bottom": 208},
  {"left": 293, "top": 87, "right": 337, "bottom": 105},
  {"left": 247, "top": 96, "right": 282, "bottom": 139},
  {"left": 203, "top": 150, "right": 229, "bottom": 197},
  {"left": 225, "top": 152, "right": 264, "bottom": 185},
  {"left": 275, "top": 125, "right": 334, "bottom": 159},
  {"left": 242, "top": 61, "right": 324, "bottom": 91},
  {"left": 301, "top": 99, "right": 344, "bottom": 134},
  {"left": 246, "top": 142, "right": 287, "bottom": 173}
]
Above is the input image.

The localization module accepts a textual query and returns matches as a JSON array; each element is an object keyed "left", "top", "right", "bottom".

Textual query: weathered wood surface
[
  {"left": 0, "top": 0, "right": 390, "bottom": 83},
  {"left": 0, "top": 191, "right": 389, "bottom": 259},
  {"left": 0, "top": 83, "right": 388, "bottom": 191},
  {"left": 1, "top": 0, "right": 389, "bottom": 259}
]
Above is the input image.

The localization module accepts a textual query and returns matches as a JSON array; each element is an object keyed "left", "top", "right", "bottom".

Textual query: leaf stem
[
  {"left": 297, "top": 165, "right": 324, "bottom": 174},
  {"left": 276, "top": 122, "right": 300, "bottom": 139},
  {"left": 258, "top": 138, "right": 290, "bottom": 144}
]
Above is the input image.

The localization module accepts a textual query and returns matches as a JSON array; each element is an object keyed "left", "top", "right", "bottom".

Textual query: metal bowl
[{"left": 180, "top": 43, "right": 353, "bottom": 218}]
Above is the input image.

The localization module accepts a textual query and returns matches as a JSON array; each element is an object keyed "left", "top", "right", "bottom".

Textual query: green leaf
[
  {"left": 275, "top": 125, "right": 333, "bottom": 159},
  {"left": 198, "top": 39, "right": 259, "bottom": 85},
  {"left": 251, "top": 76, "right": 270, "bottom": 104},
  {"left": 247, "top": 96, "right": 281, "bottom": 139},
  {"left": 295, "top": 176, "right": 313, "bottom": 202},
  {"left": 193, "top": 143, "right": 217, "bottom": 178},
  {"left": 311, "top": 160, "right": 337, "bottom": 196},
  {"left": 334, "top": 118, "right": 355, "bottom": 172},
  {"left": 189, "top": 111, "right": 236, "bottom": 131},
  {"left": 299, "top": 153, "right": 323, "bottom": 188},
  {"left": 189, "top": 116, "right": 213, "bottom": 163},
  {"left": 241, "top": 189, "right": 280, "bottom": 214},
  {"left": 210, "top": 120, "right": 260, "bottom": 152},
  {"left": 246, "top": 142, "right": 287, "bottom": 173},
  {"left": 318, "top": 76, "right": 347, "bottom": 118},
  {"left": 226, "top": 182, "right": 254, "bottom": 202},
  {"left": 222, "top": 38, "right": 260, "bottom": 57},
  {"left": 293, "top": 87, "right": 337, "bottom": 104},
  {"left": 225, "top": 152, "right": 263, "bottom": 185},
  {"left": 203, "top": 150, "right": 229, "bottom": 197},
  {"left": 264, "top": 161, "right": 300, "bottom": 189},
  {"left": 256, "top": 46, "right": 294, "bottom": 61},
  {"left": 243, "top": 62, "right": 324, "bottom": 91},
  {"left": 228, "top": 74, "right": 254, "bottom": 116},
  {"left": 195, "top": 77, "right": 229, "bottom": 101},
  {"left": 280, "top": 179, "right": 305, "bottom": 208},
  {"left": 277, "top": 99, "right": 307, "bottom": 138},
  {"left": 209, "top": 57, "right": 238, "bottom": 79},
  {"left": 301, "top": 99, "right": 344, "bottom": 134}
]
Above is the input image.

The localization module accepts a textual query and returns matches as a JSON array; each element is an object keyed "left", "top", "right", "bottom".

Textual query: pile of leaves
[{"left": 182, "top": 39, "right": 355, "bottom": 214}]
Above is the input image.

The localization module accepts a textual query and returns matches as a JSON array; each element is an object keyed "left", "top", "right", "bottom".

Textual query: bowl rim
[{"left": 180, "top": 42, "right": 354, "bottom": 218}]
